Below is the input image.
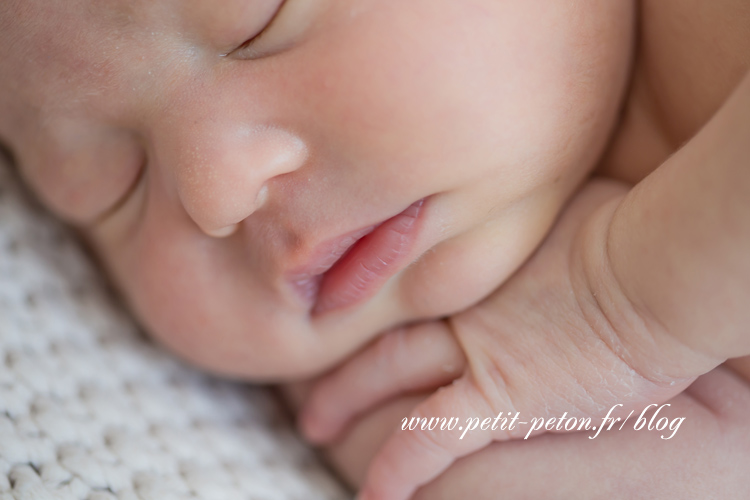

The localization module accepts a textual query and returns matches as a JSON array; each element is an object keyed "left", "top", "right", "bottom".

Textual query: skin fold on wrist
[{"left": 569, "top": 180, "right": 724, "bottom": 387}]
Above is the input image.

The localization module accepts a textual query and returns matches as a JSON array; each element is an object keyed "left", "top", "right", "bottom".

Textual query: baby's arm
[
  {"left": 300, "top": 71, "right": 750, "bottom": 500},
  {"left": 589, "top": 75, "right": 750, "bottom": 370}
]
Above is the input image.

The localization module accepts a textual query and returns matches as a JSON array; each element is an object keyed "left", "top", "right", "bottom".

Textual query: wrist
[{"left": 569, "top": 181, "right": 723, "bottom": 384}]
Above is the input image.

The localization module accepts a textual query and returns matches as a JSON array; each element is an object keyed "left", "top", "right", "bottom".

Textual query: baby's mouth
[
  {"left": 285, "top": 225, "right": 378, "bottom": 305},
  {"left": 285, "top": 199, "right": 426, "bottom": 315}
]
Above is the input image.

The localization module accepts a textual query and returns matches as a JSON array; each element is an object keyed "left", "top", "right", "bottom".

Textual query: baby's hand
[{"left": 299, "top": 179, "right": 723, "bottom": 500}]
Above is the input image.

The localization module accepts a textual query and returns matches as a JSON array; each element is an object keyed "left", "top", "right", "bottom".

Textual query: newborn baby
[
  {"left": 0, "top": 0, "right": 631, "bottom": 379},
  {"left": 4, "top": 0, "right": 748, "bottom": 498},
  {"left": 292, "top": 2, "right": 750, "bottom": 499}
]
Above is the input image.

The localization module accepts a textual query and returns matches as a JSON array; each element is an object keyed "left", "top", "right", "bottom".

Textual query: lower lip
[{"left": 288, "top": 199, "right": 426, "bottom": 315}]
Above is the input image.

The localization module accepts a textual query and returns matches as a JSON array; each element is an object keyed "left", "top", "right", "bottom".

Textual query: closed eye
[{"left": 226, "top": 0, "right": 288, "bottom": 59}]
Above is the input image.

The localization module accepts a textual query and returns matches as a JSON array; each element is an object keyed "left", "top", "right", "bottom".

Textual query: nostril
[{"left": 200, "top": 184, "right": 269, "bottom": 238}]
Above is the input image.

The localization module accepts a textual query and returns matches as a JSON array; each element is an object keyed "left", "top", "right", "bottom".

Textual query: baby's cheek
[
  {"left": 92, "top": 221, "right": 308, "bottom": 379},
  {"left": 397, "top": 176, "right": 582, "bottom": 320}
]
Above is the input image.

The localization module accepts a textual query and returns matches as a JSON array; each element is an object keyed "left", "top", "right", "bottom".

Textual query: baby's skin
[
  {"left": 0, "top": 0, "right": 631, "bottom": 382},
  {"left": 294, "top": 2, "right": 750, "bottom": 497},
  {"left": 290, "top": 365, "right": 750, "bottom": 498},
  {"left": 2, "top": 0, "right": 749, "bottom": 499}
]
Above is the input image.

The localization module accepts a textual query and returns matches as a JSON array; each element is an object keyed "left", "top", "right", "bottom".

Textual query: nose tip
[{"left": 174, "top": 126, "right": 307, "bottom": 237}]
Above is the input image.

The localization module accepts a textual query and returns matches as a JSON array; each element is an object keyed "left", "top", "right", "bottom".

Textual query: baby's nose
[{"left": 170, "top": 125, "right": 307, "bottom": 237}]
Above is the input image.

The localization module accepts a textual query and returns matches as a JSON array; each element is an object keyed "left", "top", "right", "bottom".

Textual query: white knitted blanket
[{"left": 0, "top": 157, "right": 349, "bottom": 500}]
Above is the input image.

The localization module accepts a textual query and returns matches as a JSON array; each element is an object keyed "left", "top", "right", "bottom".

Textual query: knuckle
[{"left": 448, "top": 314, "right": 513, "bottom": 415}]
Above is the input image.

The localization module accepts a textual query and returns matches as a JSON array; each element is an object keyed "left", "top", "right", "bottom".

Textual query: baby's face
[{"left": 0, "top": 0, "right": 631, "bottom": 380}]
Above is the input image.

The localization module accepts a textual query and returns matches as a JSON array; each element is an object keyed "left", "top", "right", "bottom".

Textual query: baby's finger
[
  {"left": 300, "top": 322, "right": 466, "bottom": 443},
  {"left": 358, "top": 376, "right": 509, "bottom": 500}
]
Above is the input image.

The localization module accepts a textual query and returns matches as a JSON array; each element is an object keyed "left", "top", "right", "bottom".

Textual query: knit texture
[{"left": 0, "top": 157, "right": 348, "bottom": 500}]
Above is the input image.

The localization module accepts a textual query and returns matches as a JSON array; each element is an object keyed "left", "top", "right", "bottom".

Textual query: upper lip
[
  {"left": 286, "top": 223, "right": 378, "bottom": 282},
  {"left": 283, "top": 223, "right": 379, "bottom": 304},
  {"left": 282, "top": 201, "right": 422, "bottom": 308}
]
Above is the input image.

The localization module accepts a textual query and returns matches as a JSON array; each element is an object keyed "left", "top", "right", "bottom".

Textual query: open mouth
[{"left": 286, "top": 198, "right": 426, "bottom": 315}]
